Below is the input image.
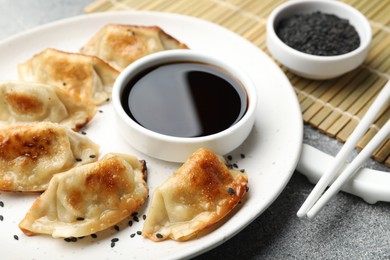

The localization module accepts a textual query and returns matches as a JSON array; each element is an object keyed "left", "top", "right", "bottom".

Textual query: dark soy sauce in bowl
[{"left": 121, "top": 62, "right": 248, "bottom": 138}]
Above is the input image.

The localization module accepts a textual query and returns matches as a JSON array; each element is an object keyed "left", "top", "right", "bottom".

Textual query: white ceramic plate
[{"left": 0, "top": 11, "right": 303, "bottom": 259}]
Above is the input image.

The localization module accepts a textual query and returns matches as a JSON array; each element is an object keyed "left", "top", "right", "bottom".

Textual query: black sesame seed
[
  {"left": 233, "top": 163, "right": 238, "bottom": 168},
  {"left": 76, "top": 217, "right": 85, "bottom": 221},
  {"left": 81, "top": 131, "right": 87, "bottom": 135},
  {"left": 131, "top": 212, "right": 138, "bottom": 217},
  {"left": 89, "top": 154, "right": 96, "bottom": 159},
  {"left": 0, "top": 215, "right": 3, "bottom": 221},
  {"left": 13, "top": 235, "right": 19, "bottom": 240},
  {"left": 99, "top": 110, "right": 103, "bottom": 113},
  {"left": 91, "top": 234, "right": 98, "bottom": 239},
  {"left": 75, "top": 158, "right": 82, "bottom": 162},
  {"left": 111, "top": 242, "right": 115, "bottom": 248},
  {"left": 111, "top": 238, "right": 119, "bottom": 243},
  {"left": 0, "top": 201, "right": 3, "bottom": 207},
  {"left": 128, "top": 220, "right": 133, "bottom": 227},
  {"left": 142, "top": 214, "right": 146, "bottom": 220},
  {"left": 227, "top": 187, "right": 235, "bottom": 195},
  {"left": 240, "top": 169, "right": 245, "bottom": 173},
  {"left": 78, "top": 236, "right": 85, "bottom": 239},
  {"left": 227, "top": 155, "right": 233, "bottom": 161},
  {"left": 133, "top": 216, "right": 139, "bottom": 222},
  {"left": 156, "top": 233, "right": 163, "bottom": 239},
  {"left": 240, "top": 153, "right": 246, "bottom": 159},
  {"left": 276, "top": 11, "right": 360, "bottom": 56},
  {"left": 106, "top": 98, "right": 110, "bottom": 102},
  {"left": 114, "top": 225, "right": 120, "bottom": 231},
  {"left": 65, "top": 237, "right": 75, "bottom": 242},
  {"left": 246, "top": 187, "right": 250, "bottom": 192},
  {"left": 136, "top": 231, "right": 142, "bottom": 235},
  {"left": 130, "top": 233, "right": 136, "bottom": 238}
]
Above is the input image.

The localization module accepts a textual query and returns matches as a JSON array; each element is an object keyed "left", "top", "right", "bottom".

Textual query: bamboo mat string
[{"left": 84, "top": 0, "right": 390, "bottom": 167}]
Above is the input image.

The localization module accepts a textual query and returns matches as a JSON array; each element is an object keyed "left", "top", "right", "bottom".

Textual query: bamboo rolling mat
[{"left": 84, "top": 0, "right": 390, "bottom": 167}]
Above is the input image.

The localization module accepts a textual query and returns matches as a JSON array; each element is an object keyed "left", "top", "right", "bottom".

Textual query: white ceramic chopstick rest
[{"left": 297, "top": 80, "right": 390, "bottom": 218}]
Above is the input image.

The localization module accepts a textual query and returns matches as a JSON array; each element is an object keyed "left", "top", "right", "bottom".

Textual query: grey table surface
[{"left": 0, "top": 0, "right": 389, "bottom": 259}]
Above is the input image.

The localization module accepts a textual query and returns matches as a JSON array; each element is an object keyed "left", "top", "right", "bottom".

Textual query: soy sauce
[{"left": 121, "top": 62, "right": 248, "bottom": 138}]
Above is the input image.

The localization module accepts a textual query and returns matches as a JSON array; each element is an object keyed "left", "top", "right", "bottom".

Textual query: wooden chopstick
[{"left": 297, "top": 80, "right": 390, "bottom": 218}]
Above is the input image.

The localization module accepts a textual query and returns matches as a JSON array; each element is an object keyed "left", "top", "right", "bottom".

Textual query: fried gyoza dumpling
[
  {"left": 142, "top": 148, "right": 248, "bottom": 242},
  {"left": 19, "top": 153, "right": 148, "bottom": 238},
  {"left": 0, "top": 122, "right": 99, "bottom": 192},
  {"left": 18, "top": 48, "right": 119, "bottom": 105},
  {"left": 80, "top": 24, "right": 188, "bottom": 70},
  {"left": 0, "top": 81, "right": 97, "bottom": 131}
]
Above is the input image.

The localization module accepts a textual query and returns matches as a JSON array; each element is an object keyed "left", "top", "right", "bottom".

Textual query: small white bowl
[
  {"left": 112, "top": 50, "right": 257, "bottom": 162},
  {"left": 266, "top": 0, "right": 372, "bottom": 80}
]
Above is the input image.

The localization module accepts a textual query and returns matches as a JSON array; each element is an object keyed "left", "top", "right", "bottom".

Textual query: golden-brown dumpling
[
  {"left": 0, "top": 122, "right": 99, "bottom": 192},
  {"left": 19, "top": 153, "right": 148, "bottom": 238},
  {"left": 0, "top": 81, "right": 97, "bottom": 131},
  {"left": 81, "top": 24, "right": 189, "bottom": 70},
  {"left": 142, "top": 148, "right": 248, "bottom": 242},
  {"left": 18, "top": 48, "right": 119, "bottom": 105}
]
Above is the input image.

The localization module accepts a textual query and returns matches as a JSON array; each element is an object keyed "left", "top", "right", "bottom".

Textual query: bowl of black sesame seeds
[{"left": 266, "top": 0, "right": 371, "bottom": 80}]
